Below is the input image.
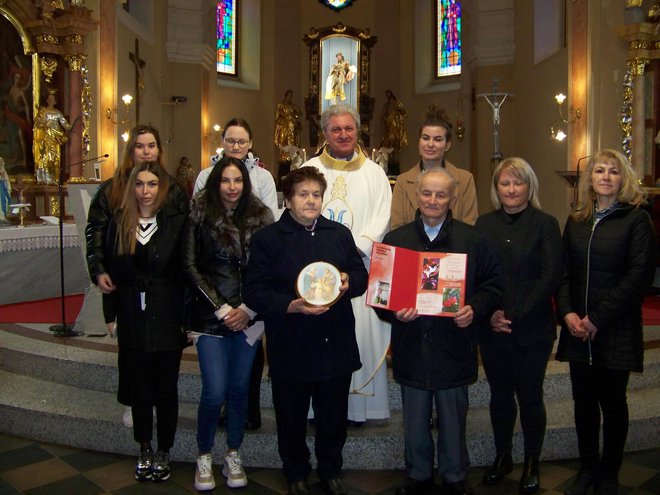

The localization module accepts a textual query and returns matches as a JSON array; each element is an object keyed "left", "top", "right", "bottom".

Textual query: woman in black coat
[
  {"left": 244, "top": 166, "right": 368, "bottom": 495},
  {"left": 104, "top": 162, "right": 188, "bottom": 482},
  {"left": 85, "top": 124, "right": 188, "bottom": 428},
  {"left": 557, "top": 149, "right": 655, "bottom": 495},
  {"left": 475, "top": 157, "right": 563, "bottom": 494}
]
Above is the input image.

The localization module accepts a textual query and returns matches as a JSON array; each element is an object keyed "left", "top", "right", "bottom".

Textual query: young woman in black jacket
[
  {"left": 85, "top": 124, "right": 188, "bottom": 428},
  {"left": 104, "top": 161, "right": 188, "bottom": 482},
  {"left": 182, "top": 156, "right": 273, "bottom": 490},
  {"left": 557, "top": 149, "right": 655, "bottom": 495}
]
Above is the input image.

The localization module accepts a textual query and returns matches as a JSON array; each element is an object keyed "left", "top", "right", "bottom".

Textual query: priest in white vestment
[{"left": 302, "top": 104, "right": 392, "bottom": 422}]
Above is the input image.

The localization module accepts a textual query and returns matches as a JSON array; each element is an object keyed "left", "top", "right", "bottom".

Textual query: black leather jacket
[{"left": 182, "top": 190, "right": 273, "bottom": 335}]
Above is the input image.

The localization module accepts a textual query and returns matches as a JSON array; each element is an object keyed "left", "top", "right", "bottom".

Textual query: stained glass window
[
  {"left": 216, "top": 0, "right": 237, "bottom": 76},
  {"left": 436, "top": 0, "right": 461, "bottom": 78}
]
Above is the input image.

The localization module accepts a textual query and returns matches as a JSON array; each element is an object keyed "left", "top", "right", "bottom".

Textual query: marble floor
[{"left": 0, "top": 432, "right": 659, "bottom": 494}]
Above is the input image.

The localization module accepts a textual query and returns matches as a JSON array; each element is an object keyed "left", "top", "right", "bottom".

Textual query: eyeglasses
[{"left": 224, "top": 138, "right": 250, "bottom": 147}]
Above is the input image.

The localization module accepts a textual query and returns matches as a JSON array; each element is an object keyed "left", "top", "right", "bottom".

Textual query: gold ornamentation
[
  {"left": 629, "top": 40, "right": 653, "bottom": 50},
  {"left": 37, "top": 34, "right": 59, "bottom": 45},
  {"left": 332, "top": 23, "right": 347, "bottom": 33},
  {"left": 49, "top": 196, "right": 60, "bottom": 217},
  {"left": 631, "top": 57, "right": 648, "bottom": 76},
  {"left": 620, "top": 63, "right": 634, "bottom": 159},
  {"left": 330, "top": 175, "right": 347, "bottom": 201},
  {"left": 64, "top": 34, "right": 83, "bottom": 45},
  {"left": 40, "top": 57, "right": 58, "bottom": 83},
  {"left": 81, "top": 64, "right": 92, "bottom": 163},
  {"left": 626, "top": 0, "right": 642, "bottom": 7},
  {"left": 64, "top": 53, "right": 86, "bottom": 72},
  {"left": 359, "top": 28, "right": 372, "bottom": 40}
]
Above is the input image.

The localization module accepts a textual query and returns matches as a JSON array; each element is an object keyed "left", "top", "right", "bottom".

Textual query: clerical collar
[{"left": 318, "top": 146, "right": 366, "bottom": 171}]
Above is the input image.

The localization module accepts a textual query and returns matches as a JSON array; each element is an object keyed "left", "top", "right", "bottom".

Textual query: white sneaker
[
  {"left": 122, "top": 407, "right": 133, "bottom": 428},
  {"left": 194, "top": 453, "right": 215, "bottom": 491},
  {"left": 222, "top": 450, "right": 247, "bottom": 488}
]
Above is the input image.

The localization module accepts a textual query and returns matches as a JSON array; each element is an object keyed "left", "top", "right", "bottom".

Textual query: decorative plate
[{"left": 296, "top": 261, "right": 342, "bottom": 306}]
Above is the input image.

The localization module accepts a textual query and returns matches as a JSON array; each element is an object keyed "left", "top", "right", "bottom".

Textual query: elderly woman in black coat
[
  {"left": 557, "top": 149, "right": 655, "bottom": 495},
  {"left": 244, "top": 166, "right": 368, "bottom": 495},
  {"left": 475, "top": 157, "right": 563, "bottom": 494}
]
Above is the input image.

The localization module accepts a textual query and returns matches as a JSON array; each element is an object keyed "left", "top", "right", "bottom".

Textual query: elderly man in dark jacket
[{"left": 376, "top": 169, "right": 501, "bottom": 495}]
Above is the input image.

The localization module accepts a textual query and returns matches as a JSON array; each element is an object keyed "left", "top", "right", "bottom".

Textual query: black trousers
[
  {"left": 569, "top": 361, "right": 630, "bottom": 480},
  {"left": 271, "top": 374, "right": 351, "bottom": 484},
  {"left": 479, "top": 335, "right": 553, "bottom": 458},
  {"left": 127, "top": 347, "right": 183, "bottom": 451},
  {"left": 246, "top": 339, "right": 264, "bottom": 421}
]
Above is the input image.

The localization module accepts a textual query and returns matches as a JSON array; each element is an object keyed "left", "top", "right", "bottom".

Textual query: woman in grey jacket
[{"left": 557, "top": 150, "right": 655, "bottom": 495}]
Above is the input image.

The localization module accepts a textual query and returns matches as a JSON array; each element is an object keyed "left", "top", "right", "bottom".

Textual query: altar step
[{"left": 0, "top": 323, "right": 659, "bottom": 470}]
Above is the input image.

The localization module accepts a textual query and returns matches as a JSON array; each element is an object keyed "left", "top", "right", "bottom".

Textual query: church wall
[
  {"left": 95, "top": 0, "right": 634, "bottom": 226},
  {"left": 506, "top": 0, "right": 570, "bottom": 224}
]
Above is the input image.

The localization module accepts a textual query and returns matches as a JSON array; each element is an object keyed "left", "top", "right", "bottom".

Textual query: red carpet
[
  {"left": 643, "top": 295, "right": 660, "bottom": 326},
  {"left": 1, "top": 294, "right": 659, "bottom": 326},
  {"left": 0, "top": 294, "right": 84, "bottom": 324}
]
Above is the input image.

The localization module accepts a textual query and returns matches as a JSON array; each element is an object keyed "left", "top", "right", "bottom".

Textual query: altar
[{"left": 0, "top": 223, "right": 88, "bottom": 305}]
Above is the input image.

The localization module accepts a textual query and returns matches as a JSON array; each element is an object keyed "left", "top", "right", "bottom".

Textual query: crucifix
[
  {"left": 129, "top": 38, "right": 146, "bottom": 123},
  {"left": 477, "top": 78, "right": 513, "bottom": 165}
]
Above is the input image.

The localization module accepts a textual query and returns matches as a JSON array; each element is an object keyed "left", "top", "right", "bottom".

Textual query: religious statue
[
  {"left": 176, "top": 156, "right": 195, "bottom": 199},
  {"left": 33, "top": 91, "right": 73, "bottom": 185},
  {"left": 373, "top": 147, "right": 393, "bottom": 175},
  {"left": 0, "top": 157, "right": 11, "bottom": 224},
  {"left": 38, "top": 0, "right": 64, "bottom": 25},
  {"left": 324, "top": 53, "right": 357, "bottom": 104},
  {"left": 379, "top": 90, "right": 408, "bottom": 152},
  {"left": 279, "top": 145, "right": 306, "bottom": 170},
  {"left": 274, "top": 90, "right": 302, "bottom": 162}
]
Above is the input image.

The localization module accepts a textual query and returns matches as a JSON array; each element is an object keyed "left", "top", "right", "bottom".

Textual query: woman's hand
[
  {"left": 287, "top": 298, "right": 329, "bottom": 315},
  {"left": 395, "top": 307, "right": 419, "bottom": 322},
  {"left": 564, "top": 312, "right": 586, "bottom": 339},
  {"left": 454, "top": 304, "right": 474, "bottom": 328},
  {"left": 96, "top": 273, "right": 116, "bottom": 294},
  {"left": 490, "top": 309, "right": 512, "bottom": 333},
  {"left": 581, "top": 315, "right": 598, "bottom": 341},
  {"left": 339, "top": 272, "right": 349, "bottom": 293},
  {"left": 223, "top": 307, "right": 250, "bottom": 332}
]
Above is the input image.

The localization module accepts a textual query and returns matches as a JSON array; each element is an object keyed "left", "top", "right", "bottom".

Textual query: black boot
[
  {"left": 564, "top": 470, "right": 599, "bottom": 495},
  {"left": 598, "top": 476, "right": 618, "bottom": 495},
  {"left": 519, "top": 457, "right": 539, "bottom": 494},
  {"left": 482, "top": 453, "right": 513, "bottom": 485}
]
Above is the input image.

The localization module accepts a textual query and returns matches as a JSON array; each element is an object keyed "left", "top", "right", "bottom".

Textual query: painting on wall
[{"left": 0, "top": 13, "right": 34, "bottom": 175}]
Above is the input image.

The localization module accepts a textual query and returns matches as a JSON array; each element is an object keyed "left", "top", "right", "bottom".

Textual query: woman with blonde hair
[
  {"left": 557, "top": 149, "right": 655, "bottom": 495},
  {"left": 475, "top": 157, "right": 563, "bottom": 493}
]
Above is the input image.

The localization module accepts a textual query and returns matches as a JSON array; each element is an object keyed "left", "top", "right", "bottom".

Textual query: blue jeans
[{"left": 196, "top": 333, "right": 257, "bottom": 452}]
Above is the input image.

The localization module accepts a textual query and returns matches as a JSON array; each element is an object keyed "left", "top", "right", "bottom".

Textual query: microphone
[{"left": 69, "top": 153, "right": 110, "bottom": 168}]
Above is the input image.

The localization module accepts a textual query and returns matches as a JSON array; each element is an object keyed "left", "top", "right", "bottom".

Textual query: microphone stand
[{"left": 50, "top": 154, "right": 109, "bottom": 337}]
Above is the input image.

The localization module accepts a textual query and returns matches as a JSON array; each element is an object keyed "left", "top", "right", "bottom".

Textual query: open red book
[{"left": 367, "top": 242, "right": 467, "bottom": 317}]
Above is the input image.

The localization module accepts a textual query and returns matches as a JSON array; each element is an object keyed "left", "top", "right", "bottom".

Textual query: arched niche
[{"left": 303, "top": 23, "right": 377, "bottom": 148}]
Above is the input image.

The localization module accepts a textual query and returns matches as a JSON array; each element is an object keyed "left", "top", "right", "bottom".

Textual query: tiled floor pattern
[{"left": 0, "top": 433, "right": 658, "bottom": 495}]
